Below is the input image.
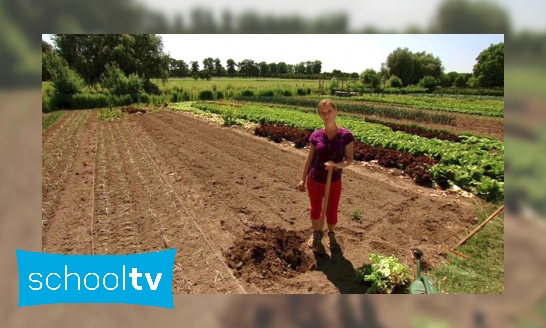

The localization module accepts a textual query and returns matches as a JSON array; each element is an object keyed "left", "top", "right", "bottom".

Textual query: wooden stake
[{"left": 454, "top": 205, "right": 504, "bottom": 249}]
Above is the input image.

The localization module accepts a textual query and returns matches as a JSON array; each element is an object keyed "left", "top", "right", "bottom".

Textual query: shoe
[
  {"left": 308, "top": 230, "right": 325, "bottom": 254},
  {"left": 326, "top": 231, "right": 338, "bottom": 249}
]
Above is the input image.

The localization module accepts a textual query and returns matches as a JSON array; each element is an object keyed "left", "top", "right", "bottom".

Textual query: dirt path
[{"left": 126, "top": 110, "right": 479, "bottom": 294}]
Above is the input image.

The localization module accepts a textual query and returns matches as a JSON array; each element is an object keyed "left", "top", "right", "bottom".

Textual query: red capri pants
[{"left": 307, "top": 176, "right": 342, "bottom": 225}]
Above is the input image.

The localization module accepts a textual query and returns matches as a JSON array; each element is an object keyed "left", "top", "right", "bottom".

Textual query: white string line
[{"left": 125, "top": 119, "right": 247, "bottom": 294}]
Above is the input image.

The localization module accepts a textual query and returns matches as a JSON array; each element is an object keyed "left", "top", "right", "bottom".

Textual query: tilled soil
[{"left": 42, "top": 109, "right": 483, "bottom": 294}]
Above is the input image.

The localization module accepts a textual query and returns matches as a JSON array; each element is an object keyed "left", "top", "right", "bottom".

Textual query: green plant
[
  {"left": 99, "top": 108, "right": 124, "bottom": 121},
  {"left": 355, "top": 252, "right": 412, "bottom": 294},
  {"left": 221, "top": 109, "right": 238, "bottom": 126},
  {"left": 351, "top": 208, "right": 362, "bottom": 221}
]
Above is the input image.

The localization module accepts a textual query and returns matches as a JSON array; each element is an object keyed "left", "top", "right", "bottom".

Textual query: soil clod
[{"left": 224, "top": 226, "right": 314, "bottom": 285}]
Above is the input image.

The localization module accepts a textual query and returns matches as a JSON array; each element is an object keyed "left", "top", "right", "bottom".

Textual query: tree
[
  {"left": 286, "top": 64, "right": 295, "bottom": 74},
  {"left": 413, "top": 51, "right": 443, "bottom": 81},
  {"left": 199, "top": 69, "right": 212, "bottom": 80},
  {"left": 168, "top": 59, "right": 189, "bottom": 78},
  {"left": 386, "top": 47, "right": 444, "bottom": 87},
  {"left": 472, "top": 42, "right": 504, "bottom": 88},
  {"left": 312, "top": 60, "right": 322, "bottom": 75},
  {"left": 226, "top": 59, "right": 236, "bottom": 77},
  {"left": 214, "top": 58, "right": 225, "bottom": 77},
  {"left": 203, "top": 57, "right": 215, "bottom": 72},
  {"left": 378, "top": 63, "right": 390, "bottom": 97},
  {"left": 259, "top": 62, "right": 269, "bottom": 78},
  {"left": 42, "top": 41, "right": 55, "bottom": 81},
  {"left": 42, "top": 40, "right": 53, "bottom": 54},
  {"left": 360, "top": 69, "right": 380, "bottom": 95},
  {"left": 51, "top": 34, "right": 169, "bottom": 85},
  {"left": 277, "top": 62, "right": 287, "bottom": 75},
  {"left": 295, "top": 62, "right": 306, "bottom": 74},
  {"left": 238, "top": 59, "right": 258, "bottom": 78},
  {"left": 438, "top": 73, "right": 452, "bottom": 88},
  {"left": 190, "top": 61, "right": 199, "bottom": 80},
  {"left": 386, "top": 47, "right": 414, "bottom": 86},
  {"left": 268, "top": 63, "right": 277, "bottom": 77},
  {"left": 447, "top": 71, "right": 460, "bottom": 86},
  {"left": 455, "top": 75, "right": 467, "bottom": 88}
]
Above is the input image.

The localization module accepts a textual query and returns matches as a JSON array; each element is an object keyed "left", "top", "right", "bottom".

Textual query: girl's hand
[
  {"left": 324, "top": 161, "right": 337, "bottom": 171},
  {"left": 298, "top": 180, "right": 306, "bottom": 192}
]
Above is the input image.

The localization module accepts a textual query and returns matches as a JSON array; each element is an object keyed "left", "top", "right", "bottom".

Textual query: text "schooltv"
[{"left": 16, "top": 248, "right": 176, "bottom": 308}]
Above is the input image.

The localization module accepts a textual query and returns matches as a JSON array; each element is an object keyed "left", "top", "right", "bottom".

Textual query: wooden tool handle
[
  {"left": 454, "top": 205, "right": 504, "bottom": 249},
  {"left": 319, "top": 169, "right": 333, "bottom": 231}
]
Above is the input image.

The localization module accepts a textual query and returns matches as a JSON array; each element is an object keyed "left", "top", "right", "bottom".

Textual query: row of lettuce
[
  {"left": 174, "top": 101, "right": 504, "bottom": 202},
  {"left": 234, "top": 95, "right": 503, "bottom": 120},
  {"left": 338, "top": 94, "right": 503, "bottom": 117},
  {"left": 233, "top": 96, "right": 458, "bottom": 125}
]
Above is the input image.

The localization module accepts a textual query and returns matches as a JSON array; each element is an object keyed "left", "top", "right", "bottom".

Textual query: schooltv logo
[{"left": 16, "top": 249, "right": 176, "bottom": 308}]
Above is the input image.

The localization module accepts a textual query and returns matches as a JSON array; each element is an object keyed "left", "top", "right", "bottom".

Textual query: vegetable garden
[{"left": 42, "top": 91, "right": 504, "bottom": 294}]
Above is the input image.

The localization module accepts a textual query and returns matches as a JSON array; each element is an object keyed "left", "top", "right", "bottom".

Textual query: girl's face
[{"left": 318, "top": 104, "right": 337, "bottom": 124}]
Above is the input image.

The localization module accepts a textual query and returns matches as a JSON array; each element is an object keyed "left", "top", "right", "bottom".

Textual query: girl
[{"left": 298, "top": 99, "right": 355, "bottom": 253}]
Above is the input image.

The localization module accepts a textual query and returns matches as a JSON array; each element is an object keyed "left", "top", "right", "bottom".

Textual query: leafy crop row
[
  {"left": 349, "top": 94, "right": 504, "bottom": 117},
  {"left": 234, "top": 96, "right": 457, "bottom": 125},
  {"left": 409, "top": 93, "right": 503, "bottom": 101}
]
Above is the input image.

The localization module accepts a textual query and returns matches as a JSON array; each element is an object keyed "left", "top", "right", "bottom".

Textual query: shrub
[
  {"left": 388, "top": 75, "right": 403, "bottom": 88},
  {"left": 139, "top": 92, "right": 150, "bottom": 104},
  {"left": 419, "top": 76, "right": 438, "bottom": 92},
  {"left": 181, "top": 91, "right": 191, "bottom": 101},
  {"left": 258, "top": 89, "right": 275, "bottom": 97},
  {"left": 43, "top": 53, "right": 85, "bottom": 95},
  {"left": 240, "top": 89, "right": 254, "bottom": 97},
  {"left": 198, "top": 90, "right": 214, "bottom": 100}
]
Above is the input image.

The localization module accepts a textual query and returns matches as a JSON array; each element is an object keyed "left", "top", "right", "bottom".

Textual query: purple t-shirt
[{"left": 308, "top": 127, "right": 355, "bottom": 184}]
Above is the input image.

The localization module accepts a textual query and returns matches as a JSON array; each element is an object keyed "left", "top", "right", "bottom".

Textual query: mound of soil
[{"left": 224, "top": 224, "right": 314, "bottom": 283}]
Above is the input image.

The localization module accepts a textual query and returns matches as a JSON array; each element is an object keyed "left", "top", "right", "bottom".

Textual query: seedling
[{"left": 351, "top": 208, "right": 362, "bottom": 222}]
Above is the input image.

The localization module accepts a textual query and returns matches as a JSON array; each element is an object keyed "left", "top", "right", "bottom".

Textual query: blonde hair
[{"left": 317, "top": 99, "right": 337, "bottom": 114}]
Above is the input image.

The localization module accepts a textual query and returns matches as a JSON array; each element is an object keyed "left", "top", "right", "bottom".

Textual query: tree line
[{"left": 42, "top": 34, "right": 503, "bottom": 94}]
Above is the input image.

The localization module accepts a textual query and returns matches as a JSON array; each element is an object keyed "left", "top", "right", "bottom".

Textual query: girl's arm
[
  {"left": 335, "top": 141, "right": 354, "bottom": 169},
  {"left": 301, "top": 144, "right": 316, "bottom": 181}
]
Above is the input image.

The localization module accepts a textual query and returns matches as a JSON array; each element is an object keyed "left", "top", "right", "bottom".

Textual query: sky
[{"left": 42, "top": 34, "right": 504, "bottom": 74}]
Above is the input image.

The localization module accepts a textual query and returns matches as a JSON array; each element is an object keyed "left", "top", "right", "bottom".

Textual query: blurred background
[{"left": 2, "top": 0, "right": 545, "bottom": 327}]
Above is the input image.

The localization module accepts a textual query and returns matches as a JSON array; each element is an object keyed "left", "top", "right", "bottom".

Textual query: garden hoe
[
  {"left": 312, "top": 168, "right": 333, "bottom": 256},
  {"left": 409, "top": 248, "right": 440, "bottom": 294}
]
